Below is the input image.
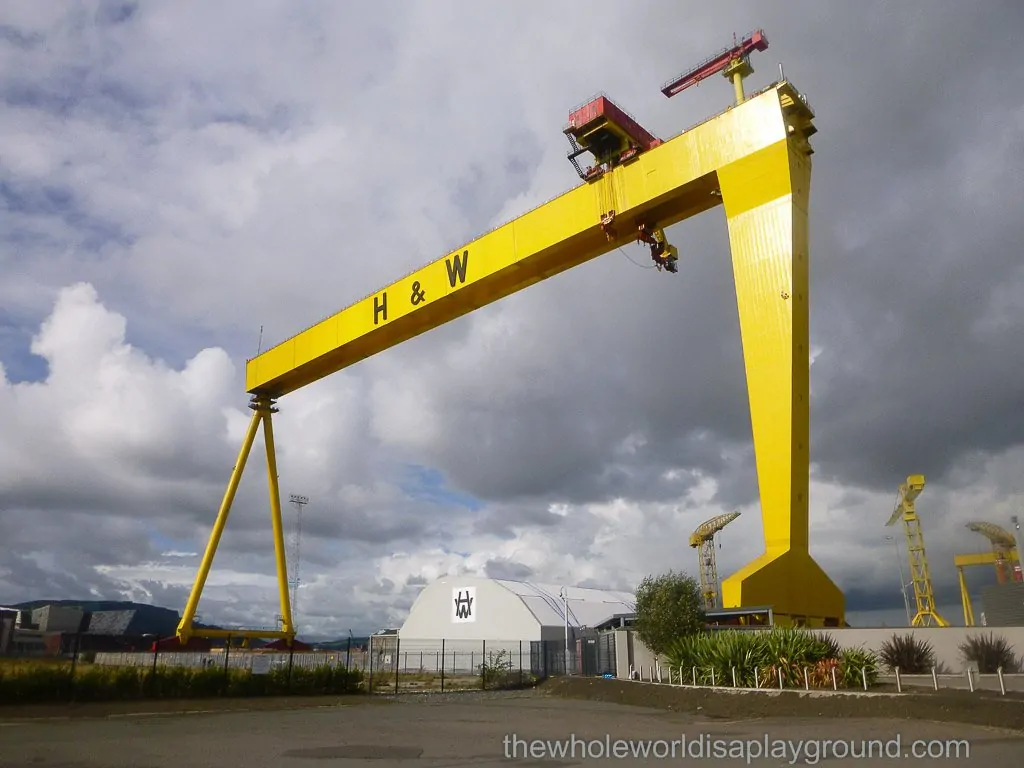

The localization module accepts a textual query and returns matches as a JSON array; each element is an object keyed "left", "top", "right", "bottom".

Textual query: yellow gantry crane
[
  {"left": 175, "top": 37, "right": 845, "bottom": 645},
  {"left": 690, "top": 512, "right": 741, "bottom": 610},
  {"left": 956, "top": 521, "right": 1021, "bottom": 626},
  {"left": 885, "top": 475, "right": 948, "bottom": 627}
]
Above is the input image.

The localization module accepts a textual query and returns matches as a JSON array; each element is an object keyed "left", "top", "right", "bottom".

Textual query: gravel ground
[
  {"left": 539, "top": 677, "right": 1024, "bottom": 732},
  {"left": 4, "top": 677, "right": 1024, "bottom": 733}
]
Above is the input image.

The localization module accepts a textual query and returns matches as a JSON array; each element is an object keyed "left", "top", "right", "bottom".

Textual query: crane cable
[{"left": 617, "top": 246, "right": 656, "bottom": 269}]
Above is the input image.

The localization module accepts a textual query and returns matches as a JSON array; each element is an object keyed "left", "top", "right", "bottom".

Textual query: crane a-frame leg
[
  {"left": 176, "top": 395, "right": 295, "bottom": 644},
  {"left": 717, "top": 137, "right": 845, "bottom": 627}
]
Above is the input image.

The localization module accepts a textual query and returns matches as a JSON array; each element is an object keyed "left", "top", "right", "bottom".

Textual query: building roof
[{"left": 492, "top": 580, "right": 635, "bottom": 630}]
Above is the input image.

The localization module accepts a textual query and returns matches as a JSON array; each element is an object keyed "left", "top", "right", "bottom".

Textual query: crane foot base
[{"left": 721, "top": 548, "right": 845, "bottom": 627}]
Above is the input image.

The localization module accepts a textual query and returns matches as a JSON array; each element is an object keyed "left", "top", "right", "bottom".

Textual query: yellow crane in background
[
  {"left": 885, "top": 475, "right": 949, "bottom": 627},
  {"left": 956, "top": 521, "right": 1021, "bottom": 626},
  {"left": 690, "top": 511, "right": 741, "bottom": 610}
]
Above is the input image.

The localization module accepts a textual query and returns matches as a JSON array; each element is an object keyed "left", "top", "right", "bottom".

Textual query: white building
[{"left": 399, "top": 576, "right": 635, "bottom": 643}]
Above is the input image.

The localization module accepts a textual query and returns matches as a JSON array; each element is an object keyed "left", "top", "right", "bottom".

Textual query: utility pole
[
  {"left": 885, "top": 535, "right": 912, "bottom": 625},
  {"left": 288, "top": 494, "right": 309, "bottom": 630}
]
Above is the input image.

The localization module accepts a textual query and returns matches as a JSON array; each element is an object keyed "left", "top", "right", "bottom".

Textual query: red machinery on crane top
[
  {"left": 563, "top": 94, "right": 662, "bottom": 181},
  {"left": 661, "top": 29, "right": 769, "bottom": 98}
]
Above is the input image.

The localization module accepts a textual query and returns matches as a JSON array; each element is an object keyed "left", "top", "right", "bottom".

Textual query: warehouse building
[
  {"left": 400, "top": 576, "right": 635, "bottom": 642},
  {"left": 390, "top": 576, "right": 633, "bottom": 677}
]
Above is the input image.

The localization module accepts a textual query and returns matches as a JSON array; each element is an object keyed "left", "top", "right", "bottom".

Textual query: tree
[{"left": 633, "top": 570, "right": 705, "bottom": 656}]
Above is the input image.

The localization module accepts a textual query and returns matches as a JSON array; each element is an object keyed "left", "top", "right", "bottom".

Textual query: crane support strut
[{"left": 177, "top": 79, "right": 844, "bottom": 643}]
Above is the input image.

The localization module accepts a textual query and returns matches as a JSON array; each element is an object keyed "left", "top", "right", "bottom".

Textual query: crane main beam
[
  {"left": 244, "top": 82, "right": 816, "bottom": 399},
  {"left": 177, "top": 77, "right": 844, "bottom": 644}
]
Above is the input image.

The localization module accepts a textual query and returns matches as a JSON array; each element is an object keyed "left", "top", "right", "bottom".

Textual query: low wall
[
  {"left": 808, "top": 627, "right": 1024, "bottom": 672},
  {"left": 613, "top": 626, "right": 1024, "bottom": 678}
]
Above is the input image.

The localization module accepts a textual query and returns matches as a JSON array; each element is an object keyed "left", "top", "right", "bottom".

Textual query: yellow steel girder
[
  {"left": 178, "top": 80, "right": 844, "bottom": 644},
  {"left": 955, "top": 548, "right": 1020, "bottom": 626}
]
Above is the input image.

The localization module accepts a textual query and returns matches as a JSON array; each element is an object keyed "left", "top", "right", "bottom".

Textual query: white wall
[
  {"left": 807, "top": 627, "right": 1024, "bottom": 672},
  {"left": 399, "top": 576, "right": 542, "bottom": 642},
  {"left": 614, "top": 626, "right": 1024, "bottom": 678}
]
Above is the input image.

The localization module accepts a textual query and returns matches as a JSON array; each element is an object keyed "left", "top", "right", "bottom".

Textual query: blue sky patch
[{"left": 399, "top": 464, "right": 483, "bottom": 512}]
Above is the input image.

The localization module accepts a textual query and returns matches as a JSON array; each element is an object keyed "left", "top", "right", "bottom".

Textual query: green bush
[
  {"left": 634, "top": 571, "right": 705, "bottom": 656},
  {"left": 879, "top": 632, "right": 935, "bottom": 673},
  {"left": 0, "top": 661, "right": 364, "bottom": 705},
  {"left": 959, "top": 632, "right": 1021, "bottom": 673},
  {"left": 662, "top": 628, "right": 878, "bottom": 689}
]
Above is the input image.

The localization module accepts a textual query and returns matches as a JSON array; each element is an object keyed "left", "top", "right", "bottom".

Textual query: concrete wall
[
  {"left": 613, "top": 627, "right": 1024, "bottom": 678},
  {"left": 808, "top": 627, "right": 1024, "bottom": 672}
]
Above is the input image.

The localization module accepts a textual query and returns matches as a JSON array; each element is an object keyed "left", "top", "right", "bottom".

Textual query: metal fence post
[
  {"left": 516, "top": 638, "right": 524, "bottom": 688},
  {"left": 481, "top": 640, "right": 486, "bottom": 689},
  {"left": 998, "top": 666, "right": 1006, "bottom": 695},
  {"left": 287, "top": 643, "right": 295, "bottom": 692},
  {"left": 367, "top": 634, "right": 374, "bottom": 695},
  {"left": 440, "top": 638, "right": 445, "bottom": 692},
  {"left": 223, "top": 635, "right": 231, "bottom": 696},
  {"left": 895, "top": 666, "right": 902, "bottom": 693},
  {"left": 395, "top": 636, "right": 401, "bottom": 694}
]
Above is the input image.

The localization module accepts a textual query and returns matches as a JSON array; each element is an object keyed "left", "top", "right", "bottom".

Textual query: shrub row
[
  {"left": 663, "top": 628, "right": 879, "bottom": 689},
  {"left": 0, "top": 662, "right": 363, "bottom": 705},
  {"left": 879, "top": 631, "right": 1023, "bottom": 674}
]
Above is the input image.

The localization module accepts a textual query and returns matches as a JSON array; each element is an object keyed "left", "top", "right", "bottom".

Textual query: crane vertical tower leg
[
  {"left": 698, "top": 538, "right": 720, "bottom": 610},
  {"left": 717, "top": 138, "right": 844, "bottom": 627},
  {"left": 176, "top": 395, "right": 295, "bottom": 644},
  {"left": 957, "top": 566, "right": 975, "bottom": 627}
]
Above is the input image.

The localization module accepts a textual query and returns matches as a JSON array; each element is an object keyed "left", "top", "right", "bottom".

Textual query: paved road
[{"left": 1, "top": 691, "right": 1020, "bottom": 766}]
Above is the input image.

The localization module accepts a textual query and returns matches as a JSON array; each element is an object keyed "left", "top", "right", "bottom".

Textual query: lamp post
[
  {"left": 885, "top": 535, "right": 912, "bottom": 625},
  {"left": 559, "top": 586, "right": 569, "bottom": 675}
]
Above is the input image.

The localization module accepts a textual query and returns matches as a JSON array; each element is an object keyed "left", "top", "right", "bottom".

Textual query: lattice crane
[
  {"left": 690, "top": 512, "right": 741, "bottom": 610},
  {"left": 885, "top": 475, "right": 948, "bottom": 627}
]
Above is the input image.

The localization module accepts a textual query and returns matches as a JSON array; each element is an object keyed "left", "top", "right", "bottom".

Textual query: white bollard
[
  {"left": 711, "top": 668, "right": 716, "bottom": 687},
  {"left": 967, "top": 668, "right": 974, "bottom": 693},
  {"left": 861, "top": 667, "right": 868, "bottom": 691},
  {"left": 692, "top": 666, "right": 697, "bottom": 686},
  {"left": 931, "top": 667, "right": 938, "bottom": 691},
  {"left": 804, "top": 667, "right": 809, "bottom": 691},
  {"left": 754, "top": 668, "right": 760, "bottom": 689},
  {"left": 831, "top": 666, "right": 837, "bottom": 691},
  {"left": 998, "top": 667, "right": 1006, "bottom": 696},
  {"left": 732, "top": 667, "right": 737, "bottom": 687}
]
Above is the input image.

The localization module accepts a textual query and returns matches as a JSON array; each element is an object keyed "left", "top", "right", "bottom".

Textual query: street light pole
[
  {"left": 885, "top": 535, "right": 912, "bottom": 625},
  {"left": 559, "top": 586, "right": 569, "bottom": 675}
]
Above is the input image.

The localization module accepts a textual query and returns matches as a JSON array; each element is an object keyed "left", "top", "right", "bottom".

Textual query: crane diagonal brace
[{"left": 178, "top": 80, "right": 844, "bottom": 643}]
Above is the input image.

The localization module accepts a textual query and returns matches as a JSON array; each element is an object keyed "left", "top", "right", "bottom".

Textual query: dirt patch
[{"left": 538, "top": 677, "right": 1024, "bottom": 732}]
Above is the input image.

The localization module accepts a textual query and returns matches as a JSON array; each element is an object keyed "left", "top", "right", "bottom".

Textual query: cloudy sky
[{"left": 2, "top": 1, "right": 1023, "bottom": 638}]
